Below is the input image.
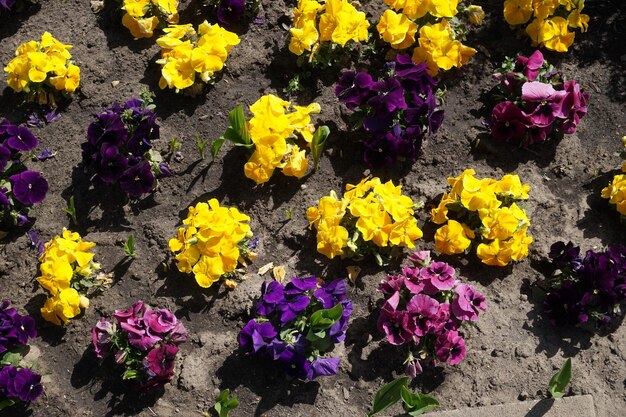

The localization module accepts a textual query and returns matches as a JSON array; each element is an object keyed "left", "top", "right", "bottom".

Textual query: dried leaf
[
  {"left": 90, "top": 0, "right": 104, "bottom": 13},
  {"left": 258, "top": 262, "right": 274, "bottom": 275},
  {"left": 111, "top": 80, "right": 120, "bottom": 87},
  {"left": 347, "top": 266, "right": 361, "bottom": 284},
  {"left": 272, "top": 265, "right": 286, "bottom": 283}
]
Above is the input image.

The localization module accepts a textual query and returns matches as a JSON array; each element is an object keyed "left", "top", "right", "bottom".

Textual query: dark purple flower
[
  {"left": 119, "top": 161, "right": 155, "bottom": 196},
  {"left": 284, "top": 276, "right": 318, "bottom": 295},
  {"left": 13, "top": 368, "right": 43, "bottom": 402},
  {"left": 406, "top": 294, "right": 441, "bottom": 336},
  {"left": 549, "top": 241, "right": 582, "bottom": 271},
  {"left": 120, "top": 317, "right": 162, "bottom": 351},
  {"left": 279, "top": 349, "right": 311, "bottom": 379},
  {"left": 140, "top": 344, "right": 178, "bottom": 391},
  {"left": 5, "top": 125, "right": 38, "bottom": 151},
  {"left": 27, "top": 229, "right": 44, "bottom": 256},
  {"left": 0, "top": 144, "right": 10, "bottom": 172},
  {"left": 278, "top": 294, "right": 310, "bottom": 324},
  {"left": 113, "top": 300, "right": 147, "bottom": 324},
  {"left": 217, "top": 0, "right": 246, "bottom": 25},
  {"left": 94, "top": 144, "right": 129, "bottom": 184},
  {"left": 421, "top": 261, "right": 456, "bottom": 293},
  {"left": 451, "top": 284, "right": 487, "bottom": 321},
  {"left": 158, "top": 162, "right": 173, "bottom": 177},
  {"left": 394, "top": 54, "right": 436, "bottom": 96},
  {"left": 314, "top": 279, "right": 346, "bottom": 308},
  {"left": 544, "top": 281, "right": 582, "bottom": 327},
  {"left": 0, "top": 0, "right": 17, "bottom": 12},
  {"left": 0, "top": 188, "right": 10, "bottom": 206},
  {"left": 239, "top": 320, "right": 277, "bottom": 353},
  {"left": 516, "top": 50, "right": 544, "bottom": 81},
  {"left": 43, "top": 107, "right": 62, "bottom": 124},
  {"left": 377, "top": 292, "right": 413, "bottom": 345},
  {"left": 91, "top": 317, "right": 113, "bottom": 359},
  {"left": 0, "top": 365, "right": 18, "bottom": 397},
  {"left": 0, "top": 300, "right": 37, "bottom": 355},
  {"left": 144, "top": 308, "right": 178, "bottom": 334},
  {"left": 435, "top": 330, "right": 466, "bottom": 365},
  {"left": 329, "top": 299, "right": 352, "bottom": 343},
  {"left": 9, "top": 170, "right": 48, "bottom": 206},
  {"left": 335, "top": 71, "right": 378, "bottom": 110},
  {"left": 256, "top": 281, "right": 285, "bottom": 316},
  {"left": 367, "top": 78, "right": 407, "bottom": 114},
  {"left": 491, "top": 101, "right": 528, "bottom": 142},
  {"left": 308, "top": 357, "right": 340, "bottom": 379}
]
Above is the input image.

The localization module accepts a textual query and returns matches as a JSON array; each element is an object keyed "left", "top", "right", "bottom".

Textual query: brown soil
[{"left": 1, "top": 0, "right": 625, "bottom": 416}]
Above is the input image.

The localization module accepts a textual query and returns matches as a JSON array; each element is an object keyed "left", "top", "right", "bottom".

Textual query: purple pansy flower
[
  {"left": 5, "top": 125, "right": 38, "bottom": 152},
  {"left": 420, "top": 261, "right": 456, "bottom": 293},
  {"left": 9, "top": 170, "right": 48, "bottom": 206},
  {"left": 435, "top": 330, "right": 466, "bottom": 365},
  {"left": 490, "top": 101, "right": 528, "bottom": 142},
  {"left": 217, "top": 0, "right": 246, "bottom": 25},
  {"left": 92, "top": 317, "right": 113, "bottom": 359},
  {"left": 144, "top": 308, "right": 178, "bottom": 334},
  {"left": 451, "top": 284, "right": 487, "bottom": 321}
]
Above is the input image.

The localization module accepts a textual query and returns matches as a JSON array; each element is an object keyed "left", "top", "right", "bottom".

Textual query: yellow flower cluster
[
  {"left": 377, "top": 1, "right": 479, "bottom": 75},
  {"left": 121, "top": 0, "right": 179, "bottom": 39},
  {"left": 431, "top": 169, "right": 533, "bottom": 266},
  {"left": 289, "top": 0, "right": 369, "bottom": 57},
  {"left": 503, "top": 0, "right": 589, "bottom": 52},
  {"left": 36, "top": 229, "right": 100, "bottom": 325},
  {"left": 169, "top": 199, "right": 254, "bottom": 288},
  {"left": 306, "top": 177, "right": 423, "bottom": 260},
  {"left": 4, "top": 32, "right": 80, "bottom": 104},
  {"left": 244, "top": 94, "right": 321, "bottom": 184},
  {"left": 601, "top": 137, "right": 626, "bottom": 216},
  {"left": 156, "top": 21, "right": 239, "bottom": 90}
]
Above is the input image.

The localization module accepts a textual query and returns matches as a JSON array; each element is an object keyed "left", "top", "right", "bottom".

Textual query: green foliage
[
  {"left": 368, "top": 377, "right": 439, "bottom": 416},
  {"left": 368, "top": 377, "right": 409, "bottom": 416},
  {"left": 123, "top": 233, "right": 136, "bottom": 259},
  {"left": 196, "top": 133, "right": 209, "bottom": 160},
  {"left": 548, "top": 358, "right": 572, "bottom": 399},
  {"left": 311, "top": 126, "right": 330, "bottom": 171},
  {"left": 0, "top": 399, "right": 16, "bottom": 411},
  {"left": 169, "top": 137, "right": 182, "bottom": 154},
  {"left": 64, "top": 195, "right": 77, "bottom": 225},
  {"left": 212, "top": 105, "right": 253, "bottom": 159},
  {"left": 214, "top": 389, "right": 239, "bottom": 417}
]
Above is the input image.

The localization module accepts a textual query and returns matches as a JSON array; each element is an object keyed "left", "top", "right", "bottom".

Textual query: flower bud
[
  {"left": 467, "top": 5, "right": 485, "bottom": 25},
  {"left": 79, "top": 295, "right": 90, "bottom": 309}
]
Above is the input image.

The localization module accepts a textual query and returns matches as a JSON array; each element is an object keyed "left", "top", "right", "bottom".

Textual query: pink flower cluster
[
  {"left": 92, "top": 301, "right": 187, "bottom": 391},
  {"left": 491, "top": 50, "right": 589, "bottom": 146},
  {"left": 377, "top": 251, "right": 487, "bottom": 377}
]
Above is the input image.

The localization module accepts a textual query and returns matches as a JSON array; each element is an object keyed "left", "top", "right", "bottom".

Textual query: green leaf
[
  {"left": 123, "top": 233, "right": 136, "bottom": 258},
  {"left": 307, "top": 303, "right": 343, "bottom": 335},
  {"left": 211, "top": 137, "right": 226, "bottom": 159},
  {"left": 311, "top": 125, "right": 330, "bottom": 170},
  {"left": 0, "top": 399, "right": 16, "bottom": 410},
  {"left": 548, "top": 358, "right": 572, "bottom": 399},
  {"left": 214, "top": 389, "right": 239, "bottom": 417},
  {"left": 228, "top": 105, "right": 251, "bottom": 145},
  {"left": 368, "top": 377, "right": 409, "bottom": 416},
  {"left": 401, "top": 386, "right": 440, "bottom": 416},
  {"left": 0, "top": 351, "right": 23, "bottom": 367}
]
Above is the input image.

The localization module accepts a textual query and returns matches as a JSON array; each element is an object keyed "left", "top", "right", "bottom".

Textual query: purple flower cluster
[
  {"left": 0, "top": 119, "right": 49, "bottom": 231},
  {"left": 82, "top": 97, "right": 172, "bottom": 197},
  {"left": 544, "top": 242, "right": 626, "bottom": 328},
  {"left": 377, "top": 251, "right": 487, "bottom": 377},
  {"left": 238, "top": 276, "right": 352, "bottom": 380},
  {"left": 491, "top": 50, "right": 589, "bottom": 146},
  {"left": 0, "top": 0, "right": 16, "bottom": 13},
  {"left": 92, "top": 301, "right": 187, "bottom": 391},
  {"left": 0, "top": 301, "right": 43, "bottom": 406},
  {"left": 335, "top": 54, "right": 444, "bottom": 168}
]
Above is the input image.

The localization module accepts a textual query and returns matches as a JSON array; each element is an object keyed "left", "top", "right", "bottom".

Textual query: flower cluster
[
  {"left": 503, "top": 0, "right": 589, "bottom": 52},
  {"left": 209, "top": 0, "right": 261, "bottom": 25},
  {"left": 156, "top": 21, "right": 239, "bottom": 91},
  {"left": 543, "top": 241, "right": 626, "bottom": 328},
  {"left": 335, "top": 54, "right": 444, "bottom": 168},
  {"left": 431, "top": 169, "right": 533, "bottom": 266},
  {"left": 307, "top": 177, "right": 423, "bottom": 262},
  {"left": 92, "top": 301, "right": 187, "bottom": 391},
  {"left": 121, "top": 0, "right": 179, "bottom": 39},
  {"left": 215, "top": 94, "right": 328, "bottom": 184},
  {"left": 82, "top": 95, "right": 171, "bottom": 197},
  {"left": 377, "top": 251, "right": 487, "bottom": 376},
  {"left": 377, "top": 1, "right": 480, "bottom": 75},
  {"left": 289, "top": 0, "right": 369, "bottom": 63},
  {"left": 490, "top": 50, "right": 589, "bottom": 147},
  {"left": 0, "top": 300, "right": 43, "bottom": 409},
  {"left": 4, "top": 32, "right": 80, "bottom": 105},
  {"left": 239, "top": 276, "right": 352, "bottom": 380},
  {"left": 600, "top": 136, "right": 626, "bottom": 217},
  {"left": 36, "top": 229, "right": 113, "bottom": 325},
  {"left": 0, "top": 119, "right": 48, "bottom": 236},
  {"left": 169, "top": 199, "right": 255, "bottom": 289}
]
